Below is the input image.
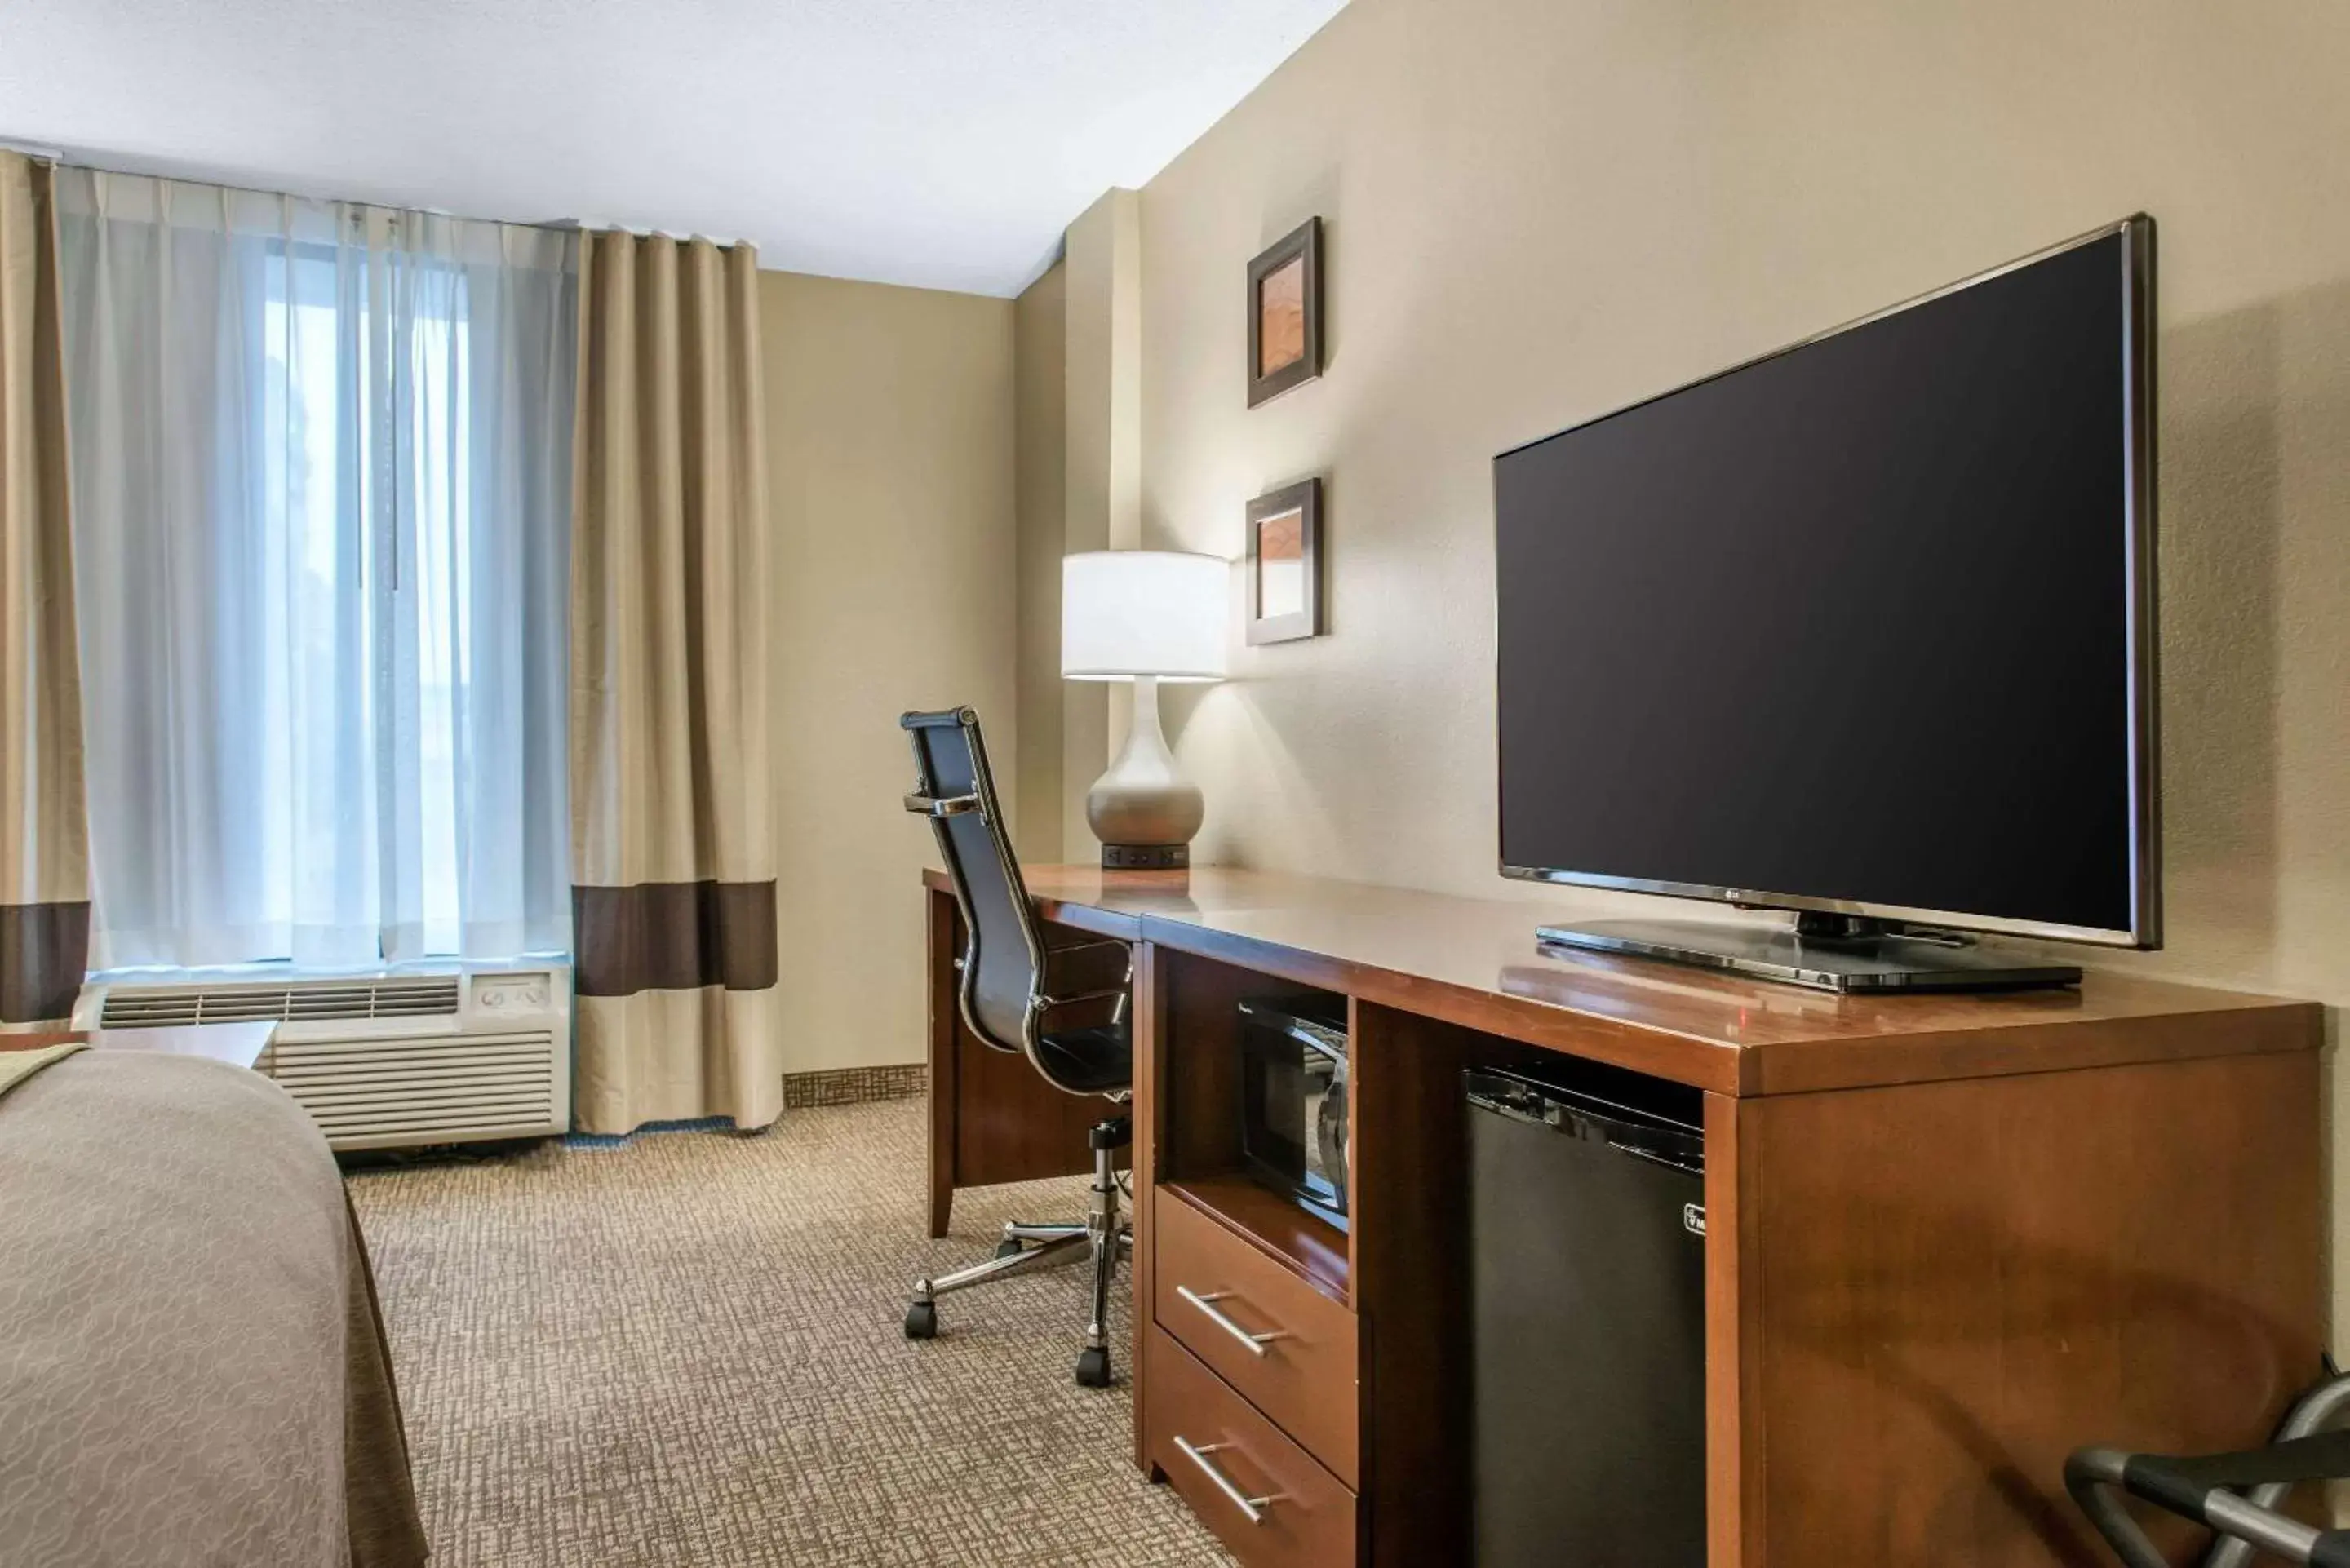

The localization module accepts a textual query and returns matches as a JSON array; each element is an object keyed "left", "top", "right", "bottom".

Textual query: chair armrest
[
  {"left": 1040, "top": 986, "right": 1130, "bottom": 1009},
  {"left": 1038, "top": 990, "right": 1128, "bottom": 1032},
  {"left": 1040, "top": 932, "right": 1132, "bottom": 960},
  {"left": 1039, "top": 935, "right": 1134, "bottom": 1030},
  {"left": 1041, "top": 937, "right": 1132, "bottom": 995},
  {"left": 904, "top": 792, "right": 980, "bottom": 818}
]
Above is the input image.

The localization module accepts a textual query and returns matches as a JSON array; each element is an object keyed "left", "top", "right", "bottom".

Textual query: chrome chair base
[
  {"left": 907, "top": 1115, "right": 1133, "bottom": 1387},
  {"left": 2068, "top": 1370, "right": 2350, "bottom": 1568}
]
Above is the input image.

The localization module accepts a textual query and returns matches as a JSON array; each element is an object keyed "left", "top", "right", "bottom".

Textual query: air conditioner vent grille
[
  {"left": 265, "top": 1029, "right": 560, "bottom": 1149},
  {"left": 99, "top": 975, "right": 462, "bottom": 1027}
]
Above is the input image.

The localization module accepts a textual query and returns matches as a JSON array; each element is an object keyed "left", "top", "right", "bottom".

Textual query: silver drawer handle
[
  {"left": 1173, "top": 1437, "right": 1275, "bottom": 1525},
  {"left": 1176, "top": 1286, "right": 1286, "bottom": 1358}
]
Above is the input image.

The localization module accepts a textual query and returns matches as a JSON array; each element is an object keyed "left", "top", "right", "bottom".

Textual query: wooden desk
[{"left": 921, "top": 864, "right": 2321, "bottom": 1568}]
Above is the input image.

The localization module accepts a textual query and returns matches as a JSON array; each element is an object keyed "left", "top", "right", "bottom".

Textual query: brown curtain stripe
[
  {"left": 0, "top": 900, "right": 89, "bottom": 1025},
  {"left": 571, "top": 880, "right": 779, "bottom": 997},
  {"left": 0, "top": 152, "right": 91, "bottom": 1030}
]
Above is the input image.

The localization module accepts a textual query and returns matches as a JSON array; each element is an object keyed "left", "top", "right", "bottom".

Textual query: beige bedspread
[
  {"left": 0, "top": 1039, "right": 85, "bottom": 1098},
  {"left": 0, "top": 1052, "right": 428, "bottom": 1567}
]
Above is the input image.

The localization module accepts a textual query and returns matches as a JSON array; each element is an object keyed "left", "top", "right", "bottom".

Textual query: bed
[{"left": 0, "top": 1046, "right": 428, "bottom": 1567}]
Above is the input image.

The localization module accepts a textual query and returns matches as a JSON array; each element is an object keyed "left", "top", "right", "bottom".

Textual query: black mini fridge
[{"left": 1465, "top": 1064, "right": 1707, "bottom": 1566}]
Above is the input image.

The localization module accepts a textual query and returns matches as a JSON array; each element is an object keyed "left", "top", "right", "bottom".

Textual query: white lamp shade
[{"left": 1062, "top": 551, "right": 1229, "bottom": 681}]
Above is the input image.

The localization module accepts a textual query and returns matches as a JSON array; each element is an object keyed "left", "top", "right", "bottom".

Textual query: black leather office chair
[
  {"left": 898, "top": 706, "right": 1135, "bottom": 1388},
  {"left": 2069, "top": 1367, "right": 2350, "bottom": 1567}
]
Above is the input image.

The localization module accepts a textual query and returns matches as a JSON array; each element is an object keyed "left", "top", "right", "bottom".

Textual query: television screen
[{"left": 1493, "top": 219, "right": 2156, "bottom": 946}]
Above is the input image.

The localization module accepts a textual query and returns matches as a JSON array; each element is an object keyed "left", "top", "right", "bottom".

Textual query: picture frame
[
  {"left": 1245, "top": 477, "right": 1324, "bottom": 645},
  {"left": 1246, "top": 217, "right": 1323, "bottom": 408}
]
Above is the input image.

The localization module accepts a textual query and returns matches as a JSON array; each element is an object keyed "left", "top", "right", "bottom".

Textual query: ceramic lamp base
[{"left": 1084, "top": 676, "right": 1204, "bottom": 867}]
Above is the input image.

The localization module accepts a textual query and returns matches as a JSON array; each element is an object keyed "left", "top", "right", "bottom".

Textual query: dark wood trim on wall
[{"left": 780, "top": 1063, "right": 925, "bottom": 1110}]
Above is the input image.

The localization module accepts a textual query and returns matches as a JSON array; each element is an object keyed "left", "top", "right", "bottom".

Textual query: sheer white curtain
[{"left": 55, "top": 171, "right": 575, "bottom": 969}]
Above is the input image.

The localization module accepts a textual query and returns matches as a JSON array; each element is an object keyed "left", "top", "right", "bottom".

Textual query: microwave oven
[{"left": 1236, "top": 994, "right": 1350, "bottom": 1229}]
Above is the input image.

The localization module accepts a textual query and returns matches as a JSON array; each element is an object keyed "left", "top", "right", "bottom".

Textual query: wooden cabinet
[
  {"left": 1155, "top": 1183, "right": 1360, "bottom": 1486},
  {"left": 1130, "top": 943, "right": 1366, "bottom": 1566},
  {"left": 1722, "top": 1050, "right": 2321, "bottom": 1566},
  {"left": 1144, "top": 1323, "right": 1359, "bottom": 1567},
  {"left": 929, "top": 866, "right": 2324, "bottom": 1568}
]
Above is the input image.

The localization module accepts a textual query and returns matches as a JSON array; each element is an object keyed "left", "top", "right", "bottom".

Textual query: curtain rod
[{"left": 8, "top": 140, "right": 750, "bottom": 249}]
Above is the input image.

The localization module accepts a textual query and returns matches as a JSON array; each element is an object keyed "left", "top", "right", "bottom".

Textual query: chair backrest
[{"left": 899, "top": 708, "right": 1049, "bottom": 1060}]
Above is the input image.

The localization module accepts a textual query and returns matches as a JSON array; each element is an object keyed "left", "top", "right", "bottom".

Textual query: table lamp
[{"left": 1062, "top": 551, "right": 1228, "bottom": 869}]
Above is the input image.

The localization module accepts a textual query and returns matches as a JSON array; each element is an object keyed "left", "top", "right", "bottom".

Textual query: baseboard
[{"left": 780, "top": 1062, "right": 926, "bottom": 1110}]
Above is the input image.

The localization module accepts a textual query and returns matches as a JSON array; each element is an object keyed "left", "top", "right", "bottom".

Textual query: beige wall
[
  {"left": 1013, "top": 261, "right": 1068, "bottom": 862},
  {"left": 1134, "top": 0, "right": 2350, "bottom": 1318},
  {"left": 1015, "top": 195, "right": 1152, "bottom": 860},
  {"left": 760, "top": 269, "right": 1016, "bottom": 1072},
  {"left": 1058, "top": 191, "right": 1148, "bottom": 853}
]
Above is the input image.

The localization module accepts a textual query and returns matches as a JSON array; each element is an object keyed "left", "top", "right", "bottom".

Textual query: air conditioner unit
[{"left": 73, "top": 961, "right": 572, "bottom": 1151}]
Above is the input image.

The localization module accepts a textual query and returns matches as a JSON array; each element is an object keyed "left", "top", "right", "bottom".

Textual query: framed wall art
[
  {"left": 1246, "top": 477, "right": 1323, "bottom": 644},
  {"left": 1247, "top": 217, "right": 1323, "bottom": 408}
]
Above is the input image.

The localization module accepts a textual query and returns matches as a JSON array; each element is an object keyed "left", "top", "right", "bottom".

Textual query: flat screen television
[{"left": 1493, "top": 217, "right": 2157, "bottom": 991}]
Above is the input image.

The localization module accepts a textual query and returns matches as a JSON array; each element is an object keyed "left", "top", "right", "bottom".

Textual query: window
[
  {"left": 59, "top": 172, "right": 576, "bottom": 969},
  {"left": 262, "top": 250, "right": 476, "bottom": 955}
]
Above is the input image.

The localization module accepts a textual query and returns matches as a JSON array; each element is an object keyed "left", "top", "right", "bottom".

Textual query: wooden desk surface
[{"left": 928, "top": 863, "right": 2317, "bottom": 1096}]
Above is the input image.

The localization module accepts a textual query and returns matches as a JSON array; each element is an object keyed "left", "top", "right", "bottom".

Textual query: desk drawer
[
  {"left": 1146, "top": 1324, "right": 1358, "bottom": 1568},
  {"left": 1154, "top": 1190, "right": 1359, "bottom": 1486}
]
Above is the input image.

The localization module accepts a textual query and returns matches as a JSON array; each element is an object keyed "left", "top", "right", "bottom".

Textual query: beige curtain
[
  {"left": 570, "top": 231, "right": 778, "bottom": 1132},
  {"left": 0, "top": 153, "right": 87, "bottom": 1030}
]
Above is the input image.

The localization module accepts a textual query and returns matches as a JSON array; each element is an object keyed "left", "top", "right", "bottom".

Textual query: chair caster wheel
[
  {"left": 1075, "top": 1346, "right": 1113, "bottom": 1388},
  {"left": 995, "top": 1238, "right": 1024, "bottom": 1260},
  {"left": 904, "top": 1300, "right": 938, "bottom": 1340}
]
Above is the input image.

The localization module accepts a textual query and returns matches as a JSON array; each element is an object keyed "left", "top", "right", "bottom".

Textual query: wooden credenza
[{"left": 921, "top": 866, "right": 2321, "bottom": 1568}]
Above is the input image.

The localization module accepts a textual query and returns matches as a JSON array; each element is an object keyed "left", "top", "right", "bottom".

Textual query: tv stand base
[{"left": 1535, "top": 915, "right": 2082, "bottom": 993}]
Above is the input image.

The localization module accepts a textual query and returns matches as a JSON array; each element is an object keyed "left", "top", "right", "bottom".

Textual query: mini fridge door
[{"left": 1466, "top": 1068, "right": 1707, "bottom": 1567}]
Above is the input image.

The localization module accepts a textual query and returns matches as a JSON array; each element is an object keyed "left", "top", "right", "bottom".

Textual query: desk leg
[
  {"left": 1703, "top": 1090, "right": 1762, "bottom": 1568},
  {"left": 1352, "top": 1001, "right": 1474, "bottom": 1566},
  {"left": 1131, "top": 940, "right": 1164, "bottom": 1473},
  {"left": 926, "top": 888, "right": 960, "bottom": 1239}
]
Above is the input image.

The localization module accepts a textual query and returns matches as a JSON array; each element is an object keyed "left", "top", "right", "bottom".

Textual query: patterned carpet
[{"left": 347, "top": 1097, "right": 1234, "bottom": 1567}]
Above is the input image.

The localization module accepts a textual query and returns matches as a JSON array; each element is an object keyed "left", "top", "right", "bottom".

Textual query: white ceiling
[{"left": 0, "top": 0, "right": 1347, "bottom": 296}]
